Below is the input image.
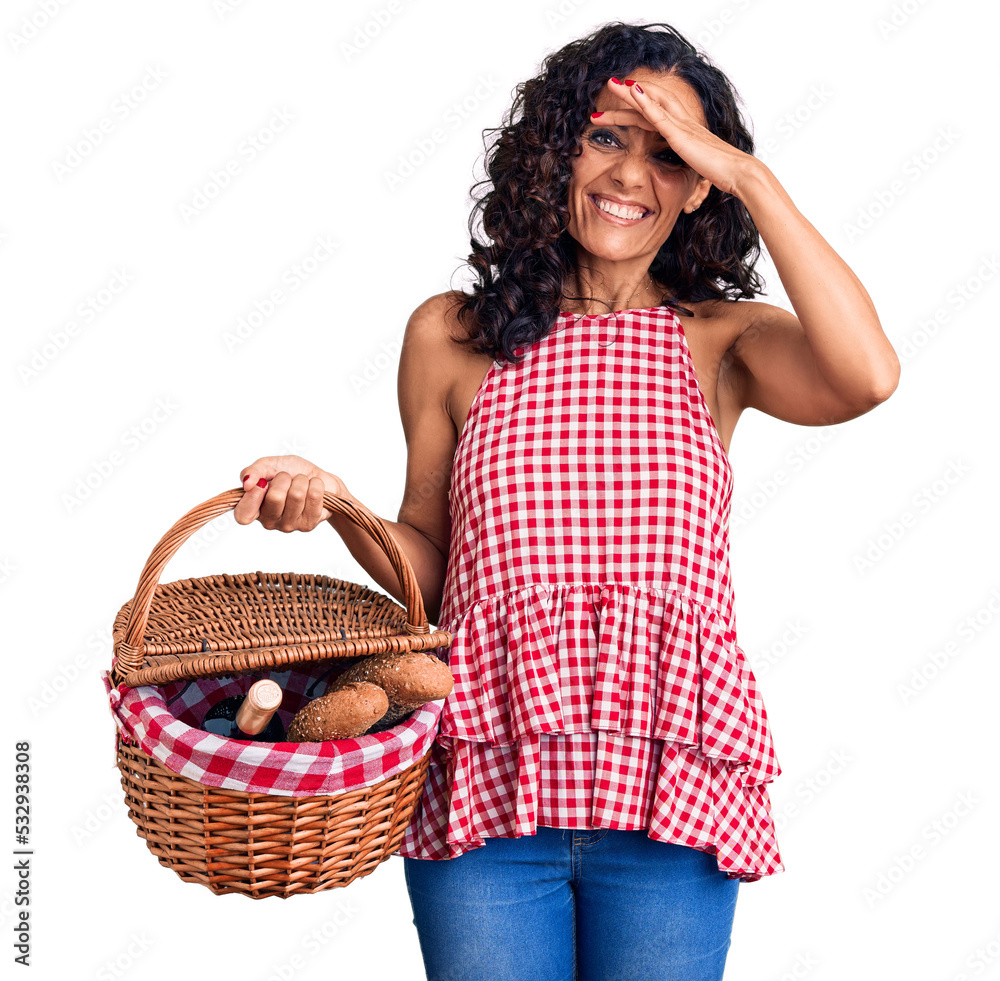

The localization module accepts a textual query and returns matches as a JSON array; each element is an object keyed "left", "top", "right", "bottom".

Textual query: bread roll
[{"left": 285, "top": 681, "right": 389, "bottom": 741}]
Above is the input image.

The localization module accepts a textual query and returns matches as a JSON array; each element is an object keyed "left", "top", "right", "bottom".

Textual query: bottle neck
[{"left": 234, "top": 680, "right": 282, "bottom": 736}]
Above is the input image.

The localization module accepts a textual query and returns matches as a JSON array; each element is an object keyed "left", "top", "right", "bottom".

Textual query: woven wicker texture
[
  {"left": 117, "top": 740, "right": 431, "bottom": 898},
  {"left": 108, "top": 488, "right": 451, "bottom": 898},
  {"left": 111, "top": 490, "right": 450, "bottom": 688}
]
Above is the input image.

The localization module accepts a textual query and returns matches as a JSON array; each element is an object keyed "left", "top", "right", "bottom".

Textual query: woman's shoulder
[
  {"left": 678, "top": 296, "right": 792, "bottom": 360},
  {"left": 406, "top": 290, "right": 475, "bottom": 347},
  {"left": 401, "top": 291, "right": 485, "bottom": 400},
  {"left": 401, "top": 292, "right": 493, "bottom": 445},
  {"left": 682, "top": 296, "right": 788, "bottom": 334},
  {"left": 399, "top": 294, "right": 470, "bottom": 430}
]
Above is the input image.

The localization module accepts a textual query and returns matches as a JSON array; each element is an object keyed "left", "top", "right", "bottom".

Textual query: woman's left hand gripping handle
[{"left": 235, "top": 455, "right": 352, "bottom": 532}]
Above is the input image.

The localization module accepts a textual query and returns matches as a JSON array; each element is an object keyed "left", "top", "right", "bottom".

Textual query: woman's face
[{"left": 566, "top": 68, "right": 711, "bottom": 267}]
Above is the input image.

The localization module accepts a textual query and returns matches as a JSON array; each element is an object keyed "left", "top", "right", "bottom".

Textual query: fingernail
[
  {"left": 242, "top": 474, "right": 250, "bottom": 483},
  {"left": 624, "top": 79, "right": 635, "bottom": 87},
  {"left": 610, "top": 77, "right": 622, "bottom": 85},
  {"left": 634, "top": 83, "right": 643, "bottom": 94},
  {"left": 257, "top": 478, "right": 267, "bottom": 488},
  {"left": 591, "top": 111, "right": 604, "bottom": 117}
]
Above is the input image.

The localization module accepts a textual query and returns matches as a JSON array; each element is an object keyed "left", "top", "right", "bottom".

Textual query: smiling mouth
[{"left": 589, "top": 194, "right": 651, "bottom": 222}]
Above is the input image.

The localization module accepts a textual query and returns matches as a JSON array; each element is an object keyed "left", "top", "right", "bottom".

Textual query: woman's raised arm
[
  {"left": 726, "top": 161, "right": 900, "bottom": 425},
  {"left": 614, "top": 76, "right": 901, "bottom": 426}
]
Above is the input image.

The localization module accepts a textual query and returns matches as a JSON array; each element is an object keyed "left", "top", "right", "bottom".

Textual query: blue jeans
[{"left": 402, "top": 826, "right": 740, "bottom": 981}]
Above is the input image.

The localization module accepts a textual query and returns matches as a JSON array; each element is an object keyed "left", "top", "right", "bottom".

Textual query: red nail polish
[
  {"left": 634, "top": 83, "right": 643, "bottom": 94},
  {"left": 610, "top": 77, "right": 622, "bottom": 85},
  {"left": 624, "top": 79, "right": 635, "bottom": 87},
  {"left": 257, "top": 477, "right": 267, "bottom": 488},
  {"left": 242, "top": 474, "right": 250, "bottom": 482},
  {"left": 591, "top": 111, "right": 604, "bottom": 117}
]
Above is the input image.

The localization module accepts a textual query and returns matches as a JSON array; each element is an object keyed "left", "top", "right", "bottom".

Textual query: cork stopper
[{"left": 235, "top": 679, "right": 283, "bottom": 735}]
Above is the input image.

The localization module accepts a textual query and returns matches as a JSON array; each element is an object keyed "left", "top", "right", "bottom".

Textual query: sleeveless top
[{"left": 397, "top": 304, "right": 784, "bottom": 882}]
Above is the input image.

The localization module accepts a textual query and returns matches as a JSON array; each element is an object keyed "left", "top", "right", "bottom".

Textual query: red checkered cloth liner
[
  {"left": 397, "top": 305, "right": 785, "bottom": 882},
  {"left": 103, "top": 662, "right": 444, "bottom": 796}
]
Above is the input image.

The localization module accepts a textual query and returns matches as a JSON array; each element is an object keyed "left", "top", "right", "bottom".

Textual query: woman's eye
[
  {"left": 587, "top": 129, "right": 685, "bottom": 167},
  {"left": 656, "top": 149, "right": 685, "bottom": 167},
  {"left": 587, "top": 130, "right": 618, "bottom": 147}
]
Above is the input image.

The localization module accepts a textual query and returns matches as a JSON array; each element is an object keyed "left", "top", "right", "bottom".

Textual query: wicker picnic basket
[{"left": 106, "top": 488, "right": 452, "bottom": 899}]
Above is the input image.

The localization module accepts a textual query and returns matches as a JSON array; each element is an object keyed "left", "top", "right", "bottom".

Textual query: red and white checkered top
[{"left": 397, "top": 304, "right": 784, "bottom": 882}]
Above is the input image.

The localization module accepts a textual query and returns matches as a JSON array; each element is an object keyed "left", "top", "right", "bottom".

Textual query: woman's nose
[{"left": 608, "top": 148, "right": 649, "bottom": 188}]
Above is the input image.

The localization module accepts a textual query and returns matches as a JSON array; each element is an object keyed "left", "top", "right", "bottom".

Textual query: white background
[{"left": 3, "top": 0, "right": 998, "bottom": 979}]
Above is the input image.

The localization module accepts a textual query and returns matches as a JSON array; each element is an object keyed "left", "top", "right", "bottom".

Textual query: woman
[{"left": 235, "top": 21, "right": 899, "bottom": 981}]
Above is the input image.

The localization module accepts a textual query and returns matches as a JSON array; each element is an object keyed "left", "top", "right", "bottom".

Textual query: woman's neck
[{"left": 560, "top": 272, "right": 667, "bottom": 315}]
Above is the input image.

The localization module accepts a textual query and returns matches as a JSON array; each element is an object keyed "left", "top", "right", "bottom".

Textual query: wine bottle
[{"left": 202, "top": 679, "right": 286, "bottom": 741}]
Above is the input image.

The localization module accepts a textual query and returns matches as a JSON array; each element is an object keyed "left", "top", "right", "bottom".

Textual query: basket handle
[{"left": 114, "top": 489, "right": 431, "bottom": 681}]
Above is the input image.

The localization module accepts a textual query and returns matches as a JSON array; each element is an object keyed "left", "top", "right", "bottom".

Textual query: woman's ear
[{"left": 683, "top": 176, "right": 712, "bottom": 214}]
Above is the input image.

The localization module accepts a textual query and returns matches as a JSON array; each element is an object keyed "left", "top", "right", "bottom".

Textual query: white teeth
[{"left": 594, "top": 196, "right": 646, "bottom": 220}]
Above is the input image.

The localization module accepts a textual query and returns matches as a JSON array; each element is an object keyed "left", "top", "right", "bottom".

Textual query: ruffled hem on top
[
  {"left": 398, "top": 731, "right": 784, "bottom": 882},
  {"left": 438, "top": 582, "right": 780, "bottom": 786},
  {"left": 397, "top": 583, "right": 784, "bottom": 882}
]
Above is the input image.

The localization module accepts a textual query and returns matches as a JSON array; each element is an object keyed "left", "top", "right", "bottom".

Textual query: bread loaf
[
  {"left": 285, "top": 681, "right": 389, "bottom": 741},
  {"left": 285, "top": 652, "right": 454, "bottom": 741},
  {"left": 332, "top": 651, "right": 454, "bottom": 726}
]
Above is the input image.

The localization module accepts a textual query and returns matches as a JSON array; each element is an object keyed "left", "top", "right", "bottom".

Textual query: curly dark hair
[{"left": 448, "top": 20, "right": 764, "bottom": 366}]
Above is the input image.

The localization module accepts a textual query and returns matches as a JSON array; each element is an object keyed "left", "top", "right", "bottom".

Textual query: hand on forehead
[
  {"left": 591, "top": 73, "right": 709, "bottom": 130},
  {"left": 587, "top": 107, "right": 658, "bottom": 133},
  {"left": 592, "top": 80, "right": 647, "bottom": 119}
]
